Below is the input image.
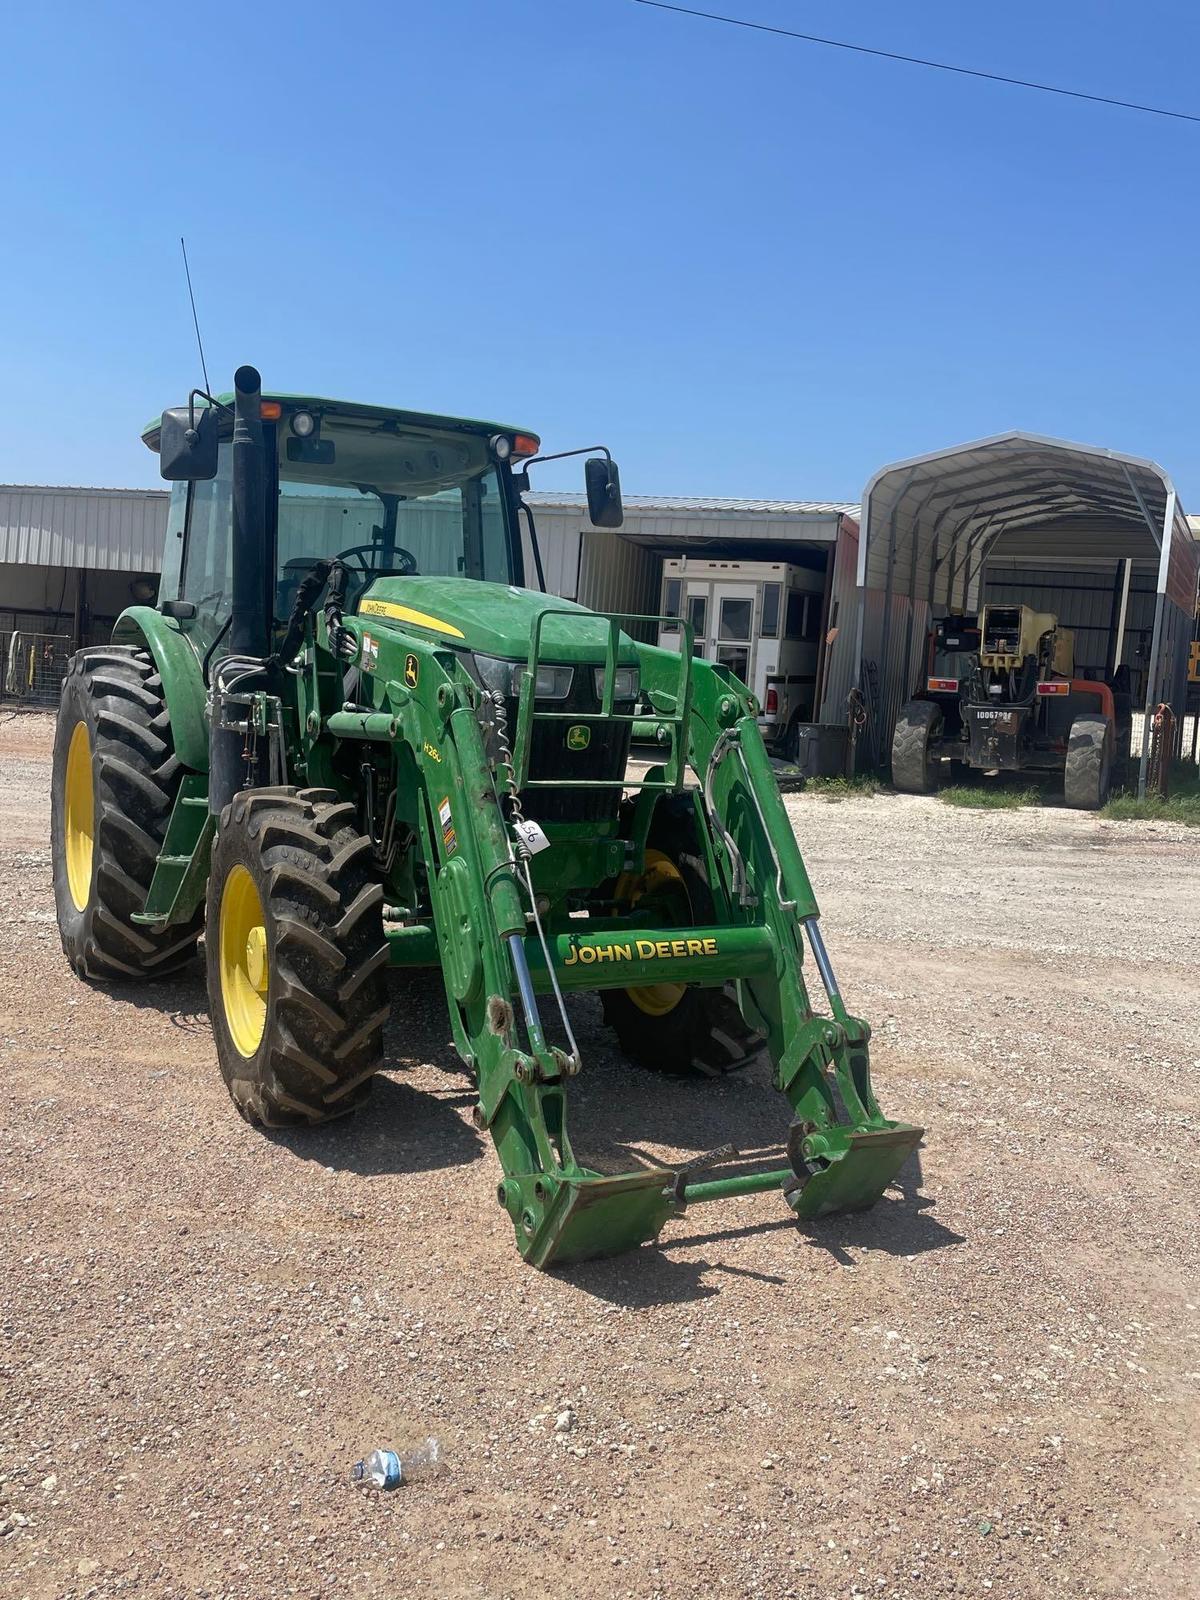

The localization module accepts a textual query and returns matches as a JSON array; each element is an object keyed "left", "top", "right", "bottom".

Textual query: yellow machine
[
  {"left": 978, "top": 605, "right": 1074, "bottom": 677},
  {"left": 893, "top": 601, "right": 1130, "bottom": 810}
]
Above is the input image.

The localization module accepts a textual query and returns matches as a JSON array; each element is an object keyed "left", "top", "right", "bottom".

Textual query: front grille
[{"left": 512, "top": 679, "right": 633, "bottom": 825}]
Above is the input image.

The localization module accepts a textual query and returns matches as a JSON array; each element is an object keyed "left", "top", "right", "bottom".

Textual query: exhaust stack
[
  {"left": 229, "top": 365, "right": 269, "bottom": 659},
  {"left": 210, "top": 364, "right": 270, "bottom": 816}
]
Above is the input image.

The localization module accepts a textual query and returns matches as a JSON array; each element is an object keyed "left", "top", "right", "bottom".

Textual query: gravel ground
[{"left": 2, "top": 710, "right": 1197, "bottom": 1599}]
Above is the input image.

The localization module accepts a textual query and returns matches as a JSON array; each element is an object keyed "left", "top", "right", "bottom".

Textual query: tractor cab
[
  {"left": 924, "top": 614, "right": 980, "bottom": 702},
  {"left": 145, "top": 395, "right": 540, "bottom": 658}
]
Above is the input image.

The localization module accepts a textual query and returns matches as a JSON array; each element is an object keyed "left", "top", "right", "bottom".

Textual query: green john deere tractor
[{"left": 50, "top": 366, "right": 921, "bottom": 1266}]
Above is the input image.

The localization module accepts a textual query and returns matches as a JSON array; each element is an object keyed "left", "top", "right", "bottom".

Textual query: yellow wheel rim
[
  {"left": 219, "top": 864, "right": 269, "bottom": 1057},
  {"left": 618, "top": 850, "right": 690, "bottom": 1018},
  {"left": 64, "top": 720, "right": 95, "bottom": 912}
]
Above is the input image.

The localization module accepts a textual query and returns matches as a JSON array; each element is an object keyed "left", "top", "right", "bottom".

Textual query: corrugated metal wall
[
  {"left": 857, "top": 588, "right": 931, "bottom": 765},
  {"left": 576, "top": 533, "right": 660, "bottom": 638},
  {"left": 0, "top": 486, "right": 168, "bottom": 572},
  {"left": 519, "top": 506, "right": 586, "bottom": 599},
  {"left": 816, "top": 518, "right": 861, "bottom": 724},
  {"left": 520, "top": 512, "right": 660, "bottom": 629}
]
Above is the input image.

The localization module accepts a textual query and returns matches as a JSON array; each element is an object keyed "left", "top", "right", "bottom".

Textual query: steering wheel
[
  {"left": 331, "top": 542, "right": 419, "bottom": 578},
  {"left": 277, "top": 544, "right": 419, "bottom": 624}
]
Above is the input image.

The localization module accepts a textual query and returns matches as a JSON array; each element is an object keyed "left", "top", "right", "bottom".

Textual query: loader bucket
[
  {"left": 521, "top": 1168, "right": 680, "bottom": 1270},
  {"left": 786, "top": 1123, "right": 923, "bottom": 1219}
]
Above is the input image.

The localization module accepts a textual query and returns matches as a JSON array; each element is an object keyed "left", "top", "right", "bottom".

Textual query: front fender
[{"left": 112, "top": 606, "right": 209, "bottom": 772}]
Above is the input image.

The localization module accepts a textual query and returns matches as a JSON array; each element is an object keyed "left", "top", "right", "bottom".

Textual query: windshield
[
  {"left": 175, "top": 419, "right": 517, "bottom": 652},
  {"left": 277, "top": 418, "right": 512, "bottom": 611},
  {"left": 932, "top": 646, "right": 977, "bottom": 684}
]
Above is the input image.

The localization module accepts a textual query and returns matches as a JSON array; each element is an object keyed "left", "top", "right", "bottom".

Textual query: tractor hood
[{"left": 357, "top": 577, "right": 639, "bottom": 665}]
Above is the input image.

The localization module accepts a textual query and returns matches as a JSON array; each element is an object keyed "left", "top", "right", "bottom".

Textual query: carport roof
[{"left": 858, "top": 432, "right": 1195, "bottom": 612}]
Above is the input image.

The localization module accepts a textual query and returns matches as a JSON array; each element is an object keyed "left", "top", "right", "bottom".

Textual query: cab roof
[{"left": 141, "top": 392, "right": 538, "bottom": 452}]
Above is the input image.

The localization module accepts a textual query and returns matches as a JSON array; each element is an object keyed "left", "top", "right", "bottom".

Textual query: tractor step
[{"left": 133, "top": 773, "right": 213, "bottom": 927}]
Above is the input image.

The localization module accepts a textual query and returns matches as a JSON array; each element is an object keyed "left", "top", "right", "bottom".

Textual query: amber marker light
[{"left": 260, "top": 400, "right": 283, "bottom": 420}]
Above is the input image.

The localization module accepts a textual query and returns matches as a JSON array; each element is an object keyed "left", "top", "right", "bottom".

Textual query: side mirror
[
  {"left": 159, "top": 405, "right": 219, "bottom": 481},
  {"left": 585, "top": 456, "right": 623, "bottom": 529}
]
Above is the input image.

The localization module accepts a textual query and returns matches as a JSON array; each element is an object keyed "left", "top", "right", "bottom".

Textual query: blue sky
[{"left": 1, "top": 1, "right": 1197, "bottom": 503}]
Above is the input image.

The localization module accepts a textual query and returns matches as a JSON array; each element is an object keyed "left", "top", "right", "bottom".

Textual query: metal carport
[{"left": 854, "top": 433, "right": 1199, "bottom": 793}]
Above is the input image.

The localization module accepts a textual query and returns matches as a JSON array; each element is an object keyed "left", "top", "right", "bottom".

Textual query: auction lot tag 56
[{"left": 513, "top": 819, "right": 551, "bottom": 856}]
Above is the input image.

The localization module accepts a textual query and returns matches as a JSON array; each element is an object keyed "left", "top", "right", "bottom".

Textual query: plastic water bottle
[{"left": 351, "top": 1437, "right": 441, "bottom": 1491}]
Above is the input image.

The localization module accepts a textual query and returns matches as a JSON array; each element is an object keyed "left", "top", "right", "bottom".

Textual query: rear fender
[{"left": 112, "top": 606, "right": 209, "bottom": 772}]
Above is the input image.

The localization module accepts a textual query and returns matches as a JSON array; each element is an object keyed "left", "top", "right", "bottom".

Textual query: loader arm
[{"left": 331, "top": 610, "right": 921, "bottom": 1267}]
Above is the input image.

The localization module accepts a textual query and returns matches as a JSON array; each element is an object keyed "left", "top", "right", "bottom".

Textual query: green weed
[
  {"left": 938, "top": 784, "right": 1042, "bottom": 810},
  {"left": 1100, "top": 792, "right": 1200, "bottom": 826},
  {"left": 803, "top": 774, "right": 883, "bottom": 801}
]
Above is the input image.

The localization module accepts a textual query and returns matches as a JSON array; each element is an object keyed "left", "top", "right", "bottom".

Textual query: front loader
[{"left": 50, "top": 366, "right": 921, "bottom": 1267}]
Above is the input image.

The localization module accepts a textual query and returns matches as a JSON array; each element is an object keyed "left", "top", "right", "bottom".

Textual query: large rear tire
[
  {"left": 51, "top": 646, "right": 202, "bottom": 981},
  {"left": 205, "top": 786, "right": 389, "bottom": 1128},
  {"left": 602, "top": 798, "right": 765, "bottom": 1076},
  {"left": 1063, "top": 713, "right": 1113, "bottom": 810},
  {"left": 891, "top": 699, "right": 943, "bottom": 795}
]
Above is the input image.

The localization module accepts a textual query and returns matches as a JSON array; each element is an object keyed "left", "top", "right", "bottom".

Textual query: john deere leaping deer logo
[
  {"left": 566, "top": 724, "right": 591, "bottom": 751},
  {"left": 404, "top": 654, "right": 419, "bottom": 689}
]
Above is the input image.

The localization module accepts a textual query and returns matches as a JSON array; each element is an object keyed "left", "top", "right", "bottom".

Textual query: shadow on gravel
[
  {"left": 102, "top": 968, "right": 957, "bottom": 1273},
  {"left": 802, "top": 1201, "right": 966, "bottom": 1267},
  {"left": 87, "top": 961, "right": 212, "bottom": 1032},
  {"left": 561, "top": 1250, "right": 725, "bottom": 1306},
  {"left": 269, "top": 1074, "right": 485, "bottom": 1178},
  {"left": 271, "top": 972, "right": 486, "bottom": 1177},
  {"left": 798, "top": 1153, "right": 966, "bottom": 1266},
  {"left": 551, "top": 1155, "right": 960, "bottom": 1307}
]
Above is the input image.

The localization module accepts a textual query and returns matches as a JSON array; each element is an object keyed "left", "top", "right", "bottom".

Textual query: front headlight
[
  {"left": 594, "top": 666, "right": 640, "bottom": 702},
  {"left": 474, "top": 654, "right": 574, "bottom": 700}
]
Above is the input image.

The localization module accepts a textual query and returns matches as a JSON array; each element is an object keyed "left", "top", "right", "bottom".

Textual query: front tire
[
  {"left": 1063, "top": 713, "right": 1113, "bottom": 810},
  {"left": 206, "top": 787, "right": 389, "bottom": 1128},
  {"left": 602, "top": 798, "right": 765, "bottom": 1076},
  {"left": 891, "top": 699, "right": 943, "bottom": 795},
  {"left": 51, "top": 646, "right": 202, "bottom": 980}
]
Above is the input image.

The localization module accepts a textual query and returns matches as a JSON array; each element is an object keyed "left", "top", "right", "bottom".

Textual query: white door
[{"left": 712, "top": 584, "right": 757, "bottom": 690}]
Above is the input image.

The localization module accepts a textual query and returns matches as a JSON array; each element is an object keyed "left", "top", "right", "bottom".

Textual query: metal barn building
[
  {"left": 1, "top": 484, "right": 166, "bottom": 703},
  {"left": 854, "top": 434, "right": 1200, "bottom": 789}
]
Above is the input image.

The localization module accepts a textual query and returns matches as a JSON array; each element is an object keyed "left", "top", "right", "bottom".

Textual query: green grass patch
[
  {"left": 1100, "top": 791, "right": 1200, "bottom": 826},
  {"left": 938, "top": 783, "right": 1042, "bottom": 810},
  {"left": 803, "top": 774, "right": 884, "bottom": 801},
  {"left": 1101, "top": 758, "right": 1200, "bottom": 823}
]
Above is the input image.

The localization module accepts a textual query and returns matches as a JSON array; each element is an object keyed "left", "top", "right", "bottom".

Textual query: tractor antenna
[{"left": 179, "top": 236, "right": 212, "bottom": 396}]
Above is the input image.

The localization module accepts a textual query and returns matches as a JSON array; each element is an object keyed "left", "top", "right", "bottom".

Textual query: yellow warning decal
[
  {"left": 563, "top": 936, "right": 718, "bottom": 967},
  {"left": 359, "top": 598, "right": 466, "bottom": 639}
]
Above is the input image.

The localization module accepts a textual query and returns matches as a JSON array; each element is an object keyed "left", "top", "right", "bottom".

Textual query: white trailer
[{"left": 655, "top": 556, "right": 826, "bottom": 750}]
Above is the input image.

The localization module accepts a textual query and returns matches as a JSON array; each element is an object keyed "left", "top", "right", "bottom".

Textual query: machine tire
[
  {"left": 602, "top": 797, "right": 765, "bottom": 1077},
  {"left": 1063, "top": 713, "right": 1113, "bottom": 811},
  {"left": 205, "top": 786, "right": 389, "bottom": 1128},
  {"left": 891, "top": 699, "right": 943, "bottom": 795},
  {"left": 51, "top": 645, "right": 202, "bottom": 981}
]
